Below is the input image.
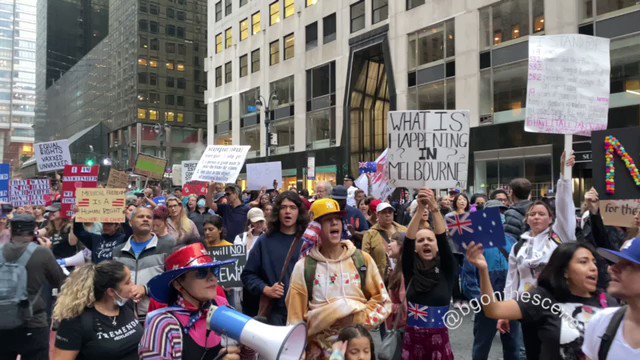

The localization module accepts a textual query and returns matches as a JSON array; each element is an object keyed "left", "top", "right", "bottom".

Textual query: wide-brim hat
[{"left": 147, "top": 243, "right": 236, "bottom": 303}]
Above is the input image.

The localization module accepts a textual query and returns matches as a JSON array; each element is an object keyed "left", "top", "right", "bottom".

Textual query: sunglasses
[{"left": 193, "top": 267, "right": 220, "bottom": 280}]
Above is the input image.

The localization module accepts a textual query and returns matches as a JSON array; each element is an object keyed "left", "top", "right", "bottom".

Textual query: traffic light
[{"left": 85, "top": 159, "right": 95, "bottom": 166}]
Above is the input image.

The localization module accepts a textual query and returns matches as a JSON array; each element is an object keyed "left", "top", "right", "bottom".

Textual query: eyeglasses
[
  {"left": 194, "top": 267, "right": 220, "bottom": 280},
  {"left": 167, "top": 204, "right": 179, "bottom": 209},
  {"left": 224, "top": 192, "right": 233, "bottom": 197}
]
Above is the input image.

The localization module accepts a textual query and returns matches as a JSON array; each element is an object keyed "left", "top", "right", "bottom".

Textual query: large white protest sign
[
  {"left": 181, "top": 160, "right": 199, "bottom": 185},
  {"left": 387, "top": 110, "right": 470, "bottom": 189},
  {"left": 34, "top": 140, "right": 72, "bottom": 172},
  {"left": 355, "top": 174, "right": 369, "bottom": 196},
  {"left": 246, "top": 161, "right": 282, "bottom": 190},
  {"left": 525, "top": 35, "right": 610, "bottom": 136},
  {"left": 172, "top": 164, "right": 182, "bottom": 185},
  {"left": 190, "top": 145, "right": 250, "bottom": 183}
]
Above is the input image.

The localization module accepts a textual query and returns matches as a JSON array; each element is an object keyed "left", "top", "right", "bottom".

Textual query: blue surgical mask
[{"left": 197, "top": 199, "right": 206, "bottom": 208}]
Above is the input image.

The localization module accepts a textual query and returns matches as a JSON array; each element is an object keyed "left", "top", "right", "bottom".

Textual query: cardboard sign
[
  {"left": 75, "top": 188, "right": 126, "bottom": 223},
  {"left": 207, "top": 244, "right": 247, "bottom": 288},
  {"left": 447, "top": 208, "right": 506, "bottom": 250},
  {"left": 182, "top": 181, "right": 208, "bottom": 197},
  {"left": 525, "top": 35, "right": 610, "bottom": 136},
  {"left": 134, "top": 153, "right": 168, "bottom": 180},
  {"left": 246, "top": 161, "right": 282, "bottom": 190},
  {"left": 191, "top": 145, "right": 250, "bottom": 183},
  {"left": 61, "top": 165, "right": 99, "bottom": 219},
  {"left": 34, "top": 140, "right": 72, "bottom": 172},
  {"left": 10, "top": 179, "right": 51, "bottom": 207},
  {"left": 181, "top": 160, "right": 199, "bottom": 185},
  {"left": 386, "top": 110, "right": 470, "bottom": 189},
  {"left": 599, "top": 199, "right": 640, "bottom": 227},
  {"left": 107, "top": 169, "right": 130, "bottom": 188},
  {"left": 370, "top": 149, "right": 395, "bottom": 201},
  {"left": 592, "top": 127, "right": 640, "bottom": 200},
  {"left": 0, "top": 164, "right": 10, "bottom": 203}
]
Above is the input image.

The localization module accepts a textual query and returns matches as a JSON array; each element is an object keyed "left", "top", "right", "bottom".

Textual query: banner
[
  {"left": 190, "top": 145, "right": 250, "bottom": 183},
  {"left": 182, "top": 181, "right": 208, "bottom": 197},
  {"left": 354, "top": 174, "right": 369, "bottom": 196},
  {"left": 181, "top": 160, "right": 199, "bottom": 185},
  {"left": 172, "top": 164, "right": 182, "bottom": 186},
  {"left": 34, "top": 140, "right": 72, "bottom": 172},
  {"left": 446, "top": 207, "right": 506, "bottom": 250},
  {"left": 386, "top": 110, "right": 470, "bottom": 189},
  {"left": 61, "top": 165, "right": 99, "bottom": 219},
  {"left": 207, "top": 244, "right": 246, "bottom": 288},
  {"left": 75, "top": 188, "right": 126, "bottom": 223},
  {"left": 134, "top": 153, "right": 167, "bottom": 180},
  {"left": 307, "top": 157, "right": 315, "bottom": 181},
  {"left": 599, "top": 199, "right": 640, "bottom": 227},
  {"left": 10, "top": 179, "right": 50, "bottom": 207},
  {"left": 370, "top": 149, "right": 395, "bottom": 201},
  {"left": 247, "top": 161, "right": 282, "bottom": 190},
  {"left": 525, "top": 35, "right": 610, "bottom": 136},
  {"left": 592, "top": 127, "right": 640, "bottom": 200},
  {"left": 106, "top": 169, "right": 129, "bottom": 188},
  {"left": 0, "top": 164, "right": 9, "bottom": 203}
]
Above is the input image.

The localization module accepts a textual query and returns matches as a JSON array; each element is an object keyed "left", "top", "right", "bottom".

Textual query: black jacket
[{"left": 504, "top": 200, "right": 532, "bottom": 239}]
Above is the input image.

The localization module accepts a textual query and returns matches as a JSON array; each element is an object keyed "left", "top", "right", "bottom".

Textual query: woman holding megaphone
[{"left": 139, "top": 243, "right": 240, "bottom": 359}]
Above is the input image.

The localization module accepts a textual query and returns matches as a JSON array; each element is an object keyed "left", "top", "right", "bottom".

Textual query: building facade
[
  {"left": 0, "top": 0, "right": 36, "bottom": 173},
  {"left": 206, "top": 0, "right": 640, "bottom": 197}
]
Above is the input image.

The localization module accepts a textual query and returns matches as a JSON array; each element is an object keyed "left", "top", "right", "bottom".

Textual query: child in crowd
[{"left": 329, "top": 325, "right": 375, "bottom": 360}]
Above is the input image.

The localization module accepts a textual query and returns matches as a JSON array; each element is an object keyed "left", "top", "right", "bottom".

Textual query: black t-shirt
[
  {"left": 55, "top": 302, "right": 143, "bottom": 360},
  {"left": 51, "top": 227, "right": 76, "bottom": 259},
  {"left": 516, "top": 286, "right": 616, "bottom": 360}
]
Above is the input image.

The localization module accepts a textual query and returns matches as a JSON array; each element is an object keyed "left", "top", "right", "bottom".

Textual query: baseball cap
[
  {"left": 344, "top": 175, "right": 355, "bottom": 182},
  {"left": 598, "top": 238, "right": 640, "bottom": 266},
  {"left": 368, "top": 199, "right": 382, "bottom": 215},
  {"left": 11, "top": 214, "right": 36, "bottom": 233},
  {"left": 310, "top": 198, "right": 344, "bottom": 221},
  {"left": 376, "top": 202, "right": 395, "bottom": 214},
  {"left": 247, "top": 207, "right": 266, "bottom": 223},
  {"left": 331, "top": 185, "right": 348, "bottom": 200}
]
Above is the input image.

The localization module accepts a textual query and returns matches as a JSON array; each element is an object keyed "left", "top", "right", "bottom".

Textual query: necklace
[{"left": 110, "top": 315, "right": 117, "bottom": 326}]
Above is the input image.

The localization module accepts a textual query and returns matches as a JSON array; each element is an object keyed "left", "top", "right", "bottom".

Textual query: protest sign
[
  {"left": 247, "top": 161, "right": 282, "bottom": 190},
  {"left": 207, "top": 244, "right": 246, "bottom": 288},
  {"left": 355, "top": 174, "right": 369, "bottom": 196},
  {"left": 599, "top": 199, "right": 640, "bottom": 227},
  {"left": 181, "top": 160, "right": 199, "bottom": 185},
  {"left": 182, "top": 181, "right": 208, "bottom": 197},
  {"left": 525, "top": 35, "right": 610, "bottom": 136},
  {"left": 10, "top": 179, "right": 50, "bottom": 207},
  {"left": 370, "top": 149, "right": 395, "bottom": 201},
  {"left": 592, "top": 127, "right": 640, "bottom": 200},
  {"left": 75, "top": 188, "right": 126, "bottom": 223},
  {"left": 386, "top": 110, "right": 470, "bottom": 189},
  {"left": 190, "top": 145, "right": 250, "bottom": 183},
  {"left": 447, "top": 207, "right": 506, "bottom": 250},
  {"left": 172, "top": 164, "right": 182, "bottom": 186},
  {"left": 34, "top": 140, "right": 72, "bottom": 172},
  {"left": 61, "top": 165, "right": 99, "bottom": 219},
  {"left": 134, "top": 153, "right": 168, "bottom": 180},
  {"left": 0, "top": 164, "right": 10, "bottom": 203},
  {"left": 107, "top": 169, "right": 130, "bottom": 188},
  {"left": 153, "top": 196, "right": 167, "bottom": 206}
]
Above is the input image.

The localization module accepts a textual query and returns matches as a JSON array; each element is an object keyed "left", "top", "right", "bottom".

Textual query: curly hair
[
  {"left": 267, "top": 191, "right": 309, "bottom": 238},
  {"left": 53, "top": 261, "right": 128, "bottom": 321}
]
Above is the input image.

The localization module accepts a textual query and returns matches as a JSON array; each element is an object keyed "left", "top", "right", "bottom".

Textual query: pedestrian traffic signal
[{"left": 85, "top": 159, "right": 95, "bottom": 166}]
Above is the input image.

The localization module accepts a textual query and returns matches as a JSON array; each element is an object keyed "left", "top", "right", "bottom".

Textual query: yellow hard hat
[{"left": 310, "top": 198, "right": 344, "bottom": 221}]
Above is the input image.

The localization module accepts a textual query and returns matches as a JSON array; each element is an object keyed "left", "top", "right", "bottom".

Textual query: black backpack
[{"left": 598, "top": 306, "right": 627, "bottom": 360}]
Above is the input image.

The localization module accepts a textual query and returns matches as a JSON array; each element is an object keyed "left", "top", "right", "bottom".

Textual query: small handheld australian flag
[{"left": 446, "top": 207, "right": 506, "bottom": 250}]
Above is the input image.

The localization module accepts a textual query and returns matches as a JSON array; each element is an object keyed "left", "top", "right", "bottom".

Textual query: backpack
[
  {"left": 598, "top": 306, "right": 627, "bottom": 360},
  {"left": 0, "top": 243, "right": 39, "bottom": 329},
  {"left": 304, "top": 249, "right": 369, "bottom": 302}
]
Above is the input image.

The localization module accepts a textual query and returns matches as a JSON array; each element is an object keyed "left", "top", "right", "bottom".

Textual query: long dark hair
[
  {"left": 453, "top": 193, "right": 470, "bottom": 212},
  {"left": 203, "top": 215, "right": 226, "bottom": 240},
  {"left": 337, "top": 325, "right": 375, "bottom": 357},
  {"left": 387, "top": 232, "right": 405, "bottom": 293},
  {"left": 267, "top": 191, "right": 309, "bottom": 238},
  {"left": 537, "top": 242, "right": 598, "bottom": 302}
]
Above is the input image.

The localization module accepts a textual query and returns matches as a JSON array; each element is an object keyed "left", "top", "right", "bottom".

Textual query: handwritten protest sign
[
  {"left": 34, "top": 140, "right": 72, "bottom": 172},
  {"left": 0, "top": 164, "right": 9, "bottom": 203},
  {"left": 592, "top": 127, "right": 640, "bottom": 200},
  {"left": 207, "top": 244, "right": 246, "bottom": 287},
  {"left": 190, "top": 145, "right": 250, "bottom": 183},
  {"left": 181, "top": 161, "right": 199, "bottom": 185},
  {"left": 370, "top": 149, "right": 395, "bottom": 201},
  {"left": 134, "top": 153, "right": 167, "bottom": 180},
  {"left": 386, "top": 110, "right": 470, "bottom": 189},
  {"left": 525, "top": 35, "right": 610, "bottom": 136},
  {"left": 247, "top": 161, "right": 282, "bottom": 190},
  {"left": 75, "top": 188, "right": 126, "bottom": 223},
  {"left": 10, "top": 179, "right": 50, "bottom": 207},
  {"left": 599, "top": 199, "right": 640, "bottom": 227},
  {"left": 61, "top": 165, "right": 99, "bottom": 219},
  {"left": 107, "top": 169, "right": 129, "bottom": 188}
]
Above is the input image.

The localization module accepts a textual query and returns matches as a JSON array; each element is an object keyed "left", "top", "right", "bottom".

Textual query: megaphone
[{"left": 206, "top": 305, "right": 306, "bottom": 360}]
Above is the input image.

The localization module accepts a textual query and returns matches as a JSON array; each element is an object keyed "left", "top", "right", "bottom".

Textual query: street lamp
[{"left": 255, "top": 93, "right": 279, "bottom": 160}]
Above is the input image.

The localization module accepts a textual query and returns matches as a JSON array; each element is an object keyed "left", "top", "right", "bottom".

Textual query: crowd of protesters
[{"left": 1, "top": 152, "right": 640, "bottom": 359}]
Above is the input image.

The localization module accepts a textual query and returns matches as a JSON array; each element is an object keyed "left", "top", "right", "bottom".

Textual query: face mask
[
  {"left": 114, "top": 290, "right": 127, "bottom": 307},
  {"left": 197, "top": 199, "right": 206, "bottom": 208}
]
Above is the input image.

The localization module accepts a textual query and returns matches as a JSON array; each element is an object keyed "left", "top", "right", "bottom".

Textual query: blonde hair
[{"left": 167, "top": 198, "right": 194, "bottom": 240}]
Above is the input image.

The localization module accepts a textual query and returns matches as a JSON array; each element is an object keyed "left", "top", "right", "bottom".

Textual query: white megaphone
[{"left": 206, "top": 304, "right": 307, "bottom": 360}]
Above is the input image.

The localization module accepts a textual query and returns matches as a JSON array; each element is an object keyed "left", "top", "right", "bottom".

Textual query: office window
[
  {"left": 240, "top": 0, "right": 248, "bottom": 7},
  {"left": 306, "top": 22, "right": 318, "bottom": 50},
  {"left": 140, "top": 35, "right": 148, "bottom": 48},
  {"left": 240, "top": 88, "right": 260, "bottom": 117},
  {"left": 177, "top": 63, "right": 185, "bottom": 72},
  {"left": 177, "top": 78, "right": 186, "bottom": 89},
  {"left": 225, "top": 28, "right": 233, "bottom": 48},
  {"left": 251, "top": 48, "right": 260, "bottom": 73},
  {"left": 224, "top": 62, "right": 232, "bottom": 83},
  {"left": 240, "top": 19, "right": 249, "bottom": 41},
  {"left": 270, "top": 1, "right": 281, "bottom": 25},
  {"left": 149, "top": 73, "right": 157, "bottom": 85},
  {"left": 149, "top": 60, "right": 158, "bottom": 68},
  {"left": 215, "top": 1, "right": 222, "bottom": 21},
  {"left": 150, "top": 38, "right": 159, "bottom": 50},
  {"left": 138, "top": 72, "right": 148, "bottom": 84},
  {"left": 138, "top": 57, "right": 148, "bottom": 67},
  {"left": 306, "top": 0, "right": 318, "bottom": 7},
  {"left": 138, "top": 109, "right": 147, "bottom": 120},
  {"left": 177, "top": 113, "right": 184, "bottom": 123},
  {"left": 165, "top": 111, "right": 175, "bottom": 122},
  {"left": 285, "top": 0, "right": 295, "bottom": 18},
  {"left": 177, "top": 96, "right": 185, "bottom": 106},
  {"left": 166, "top": 62, "right": 174, "bottom": 70},
  {"left": 167, "top": 8, "right": 175, "bottom": 18},
  {"left": 225, "top": 0, "right": 232, "bottom": 15},
  {"left": 270, "top": 40, "right": 280, "bottom": 65},
  {"left": 480, "top": 0, "right": 544, "bottom": 48},
  {"left": 177, "top": 27, "right": 185, "bottom": 38},
  {"left": 167, "top": 24, "right": 176, "bottom": 36},
  {"left": 139, "top": 19, "right": 148, "bottom": 31},
  {"left": 177, "top": 11, "right": 185, "bottom": 20},
  {"left": 150, "top": 21, "right": 158, "bottom": 33},
  {"left": 252, "top": 12, "right": 261, "bottom": 34},
  {"left": 372, "top": 0, "right": 388, "bottom": 24},
  {"left": 215, "top": 66, "right": 222, "bottom": 87},
  {"left": 323, "top": 13, "right": 336, "bottom": 43},
  {"left": 283, "top": 33, "right": 294, "bottom": 60},
  {"left": 306, "top": 62, "right": 336, "bottom": 148},
  {"left": 167, "top": 76, "right": 175, "bottom": 87},
  {"left": 240, "top": 55, "right": 248, "bottom": 77},
  {"left": 178, "top": 44, "right": 186, "bottom": 55},
  {"left": 351, "top": 1, "right": 365, "bottom": 33},
  {"left": 479, "top": 61, "right": 528, "bottom": 120},
  {"left": 149, "top": 92, "right": 160, "bottom": 104},
  {"left": 215, "top": 33, "right": 223, "bottom": 53},
  {"left": 270, "top": 75, "right": 294, "bottom": 106},
  {"left": 149, "top": 4, "right": 159, "bottom": 14},
  {"left": 149, "top": 110, "right": 158, "bottom": 121},
  {"left": 407, "top": 18, "right": 455, "bottom": 69},
  {"left": 166, "top": 42, "right": 175, "bottom": 53},
  {"left": 407, "top": 0, "right": 425, "bottom": 10},
  {"left": 166, "top": 95, "right": 175, "bottom": 105},
  {"left": 215, "top": 97, "right": 232, "bottom": 125}
]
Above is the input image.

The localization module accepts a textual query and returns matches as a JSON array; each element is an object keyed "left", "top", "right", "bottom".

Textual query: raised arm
[
  {"left": 553, "top": 152, "right": 577, "bottom": 243},
  {"left": 206, "top": 182, "right": 219, "bottom": 212}
]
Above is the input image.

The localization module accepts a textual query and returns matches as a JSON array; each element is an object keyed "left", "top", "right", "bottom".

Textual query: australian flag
[
  {"left": 358, "top": 161, "right": 377, "bottom": 175},
  {"left": 446, "top": 207, "right": 506, "bottom": 250}
]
